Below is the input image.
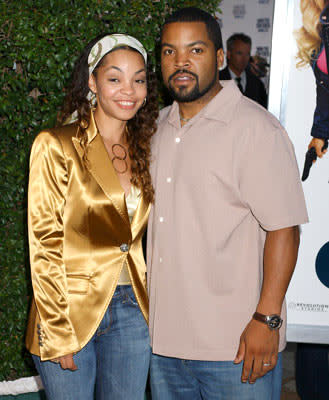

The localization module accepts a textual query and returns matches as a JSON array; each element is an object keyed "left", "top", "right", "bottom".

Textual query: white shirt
[{"left": 228, "top": 67, "right": 247, "bottom": 92}]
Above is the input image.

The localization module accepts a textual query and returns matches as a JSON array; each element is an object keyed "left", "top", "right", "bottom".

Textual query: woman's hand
[
  {"left": 51, "top": 353, "right": 77, "bottom": 370},
  {"left": 308, "top": 138, "right": 327, "bottom": 159}
]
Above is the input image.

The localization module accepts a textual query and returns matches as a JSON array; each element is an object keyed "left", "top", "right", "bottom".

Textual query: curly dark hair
[{"left": 59, "top": 34, "right": 158, "bottom": 203}]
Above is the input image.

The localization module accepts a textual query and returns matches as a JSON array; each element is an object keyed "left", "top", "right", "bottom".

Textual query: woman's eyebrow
[
  {"left": 103, "top": 65, "right": 122, "bottom": 72},
  {"left": 135, "top": 68, "right": 146, "bottom": 75},
  {"left": 103, "top": 66, "right": 146, "bottom": 74}
]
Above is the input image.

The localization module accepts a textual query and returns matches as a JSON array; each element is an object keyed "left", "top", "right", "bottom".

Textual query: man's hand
[
  {"left": 234, "top": 226, "right": 299, "bottom": 383},
  {"left": 234, "top": 319, "right": 279, "bottom": 383},
  {"left": 51, "top": 353, "right": 77, "bottom": 371}
]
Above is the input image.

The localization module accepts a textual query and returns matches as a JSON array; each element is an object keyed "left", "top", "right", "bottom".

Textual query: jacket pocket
[{"left": 67, "top": 273, "right": 93, "bottom": 294}]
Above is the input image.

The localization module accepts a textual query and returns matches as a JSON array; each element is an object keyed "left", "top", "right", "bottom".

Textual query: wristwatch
[{"left": 252, "top": 312, "right": 283, "bottom": 330}]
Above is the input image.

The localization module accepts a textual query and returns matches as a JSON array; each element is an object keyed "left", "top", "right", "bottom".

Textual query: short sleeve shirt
[{"left": 147, "top": 81, "right": 308, "bottom": 361}]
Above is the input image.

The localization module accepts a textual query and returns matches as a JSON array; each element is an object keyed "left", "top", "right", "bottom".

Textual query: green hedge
[{"left": 0, "top": 0, "right": 220, "bottom": 381}]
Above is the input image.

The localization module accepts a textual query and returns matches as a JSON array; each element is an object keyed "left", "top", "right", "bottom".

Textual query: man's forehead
[
  {"left": 161, "top": 21, "right": 210, "bottom": 44},
  {"left": 232, "top": 40, "right": 251, "bottom": 50}
]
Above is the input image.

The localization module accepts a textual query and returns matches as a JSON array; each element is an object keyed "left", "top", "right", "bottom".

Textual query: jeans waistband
[{"left": 112, "top": 284, "right": 132, "bottom": 297}]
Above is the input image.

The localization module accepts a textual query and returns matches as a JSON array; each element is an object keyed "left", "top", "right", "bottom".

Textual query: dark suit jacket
[{"left": 220, "top": 66, "right": 268, "bottom": 108}]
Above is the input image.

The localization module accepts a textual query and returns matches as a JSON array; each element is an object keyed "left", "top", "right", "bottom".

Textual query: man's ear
[
  {"left": 88, "top": 74, "right": 97, "bottom": 94},
  {"left": 217, "top": 48, "right": 225, "bottom": 70}
]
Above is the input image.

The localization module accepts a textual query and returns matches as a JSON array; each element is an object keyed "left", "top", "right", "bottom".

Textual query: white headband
[
  {"left": 65, "top": 34, "right": 147, "bottom": 125},
  {"left": 88, "top": 34, "right": 147, "bottom": 75}
]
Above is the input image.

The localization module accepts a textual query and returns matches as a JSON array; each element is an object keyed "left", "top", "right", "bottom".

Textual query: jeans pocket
[
  {"left": 97, "top": 306, "right": 112, "bottom": 336},
  {"left": 124, "top": 288, "right": 139, "bottom": 307}
]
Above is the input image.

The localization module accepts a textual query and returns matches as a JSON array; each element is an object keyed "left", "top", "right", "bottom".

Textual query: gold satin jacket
[{"left": 25, "top": 112, "right": 150, "bottom": 361}]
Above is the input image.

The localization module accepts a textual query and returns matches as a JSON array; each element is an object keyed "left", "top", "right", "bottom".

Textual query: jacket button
[{"left": 120, "top": 243, "right": 129, "bottom": 252}]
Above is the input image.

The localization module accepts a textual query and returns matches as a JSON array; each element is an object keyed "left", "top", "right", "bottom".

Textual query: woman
[
  {"left": 296, "top": 0, "right": 329, "bottom": 161},
  {"left": 25, "top": 33, "right": 158, "bottom": 399}
]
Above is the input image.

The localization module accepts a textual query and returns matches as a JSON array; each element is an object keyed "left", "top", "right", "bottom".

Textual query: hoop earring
[
  {"left": 142, "top": 97, "right": 147, "bottom": 107},
  {"left": 87, "top": 90, "right": 97, "bottom": 107}
]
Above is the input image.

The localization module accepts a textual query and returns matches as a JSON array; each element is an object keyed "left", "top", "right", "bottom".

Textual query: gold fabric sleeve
[{"left": 28, "top": 131, "right": 79, "bottom": 360}]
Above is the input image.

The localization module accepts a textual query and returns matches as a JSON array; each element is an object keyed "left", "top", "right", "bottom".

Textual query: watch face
[{"left": 267, "top": 315, "right": 282, "bottom": 329}]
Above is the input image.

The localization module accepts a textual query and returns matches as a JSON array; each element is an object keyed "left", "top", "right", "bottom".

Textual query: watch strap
[
  {"left": 252, "top": 312, "right": 283, "bottom": 330},
  {"left": 253, "top": 312, "right": 268, "bottom": 324}
]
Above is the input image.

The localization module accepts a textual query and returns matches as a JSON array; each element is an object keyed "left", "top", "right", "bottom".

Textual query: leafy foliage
[{"left": 0, "top": 0, "right": 220, "bottom": 381}]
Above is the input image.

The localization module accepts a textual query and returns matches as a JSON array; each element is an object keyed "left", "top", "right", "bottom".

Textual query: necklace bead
[{"left": 111, "top": 143, "right": 128, "bottom": 174}]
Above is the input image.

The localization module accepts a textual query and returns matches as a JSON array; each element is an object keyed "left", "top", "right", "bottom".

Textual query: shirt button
[
  {"left": 175, "top": 137, "right": 181, "bottom": 143},
  {"left": 159, "top": 257, "right": 163, "bottom": 263},
  {"left": 120, "top": 243, "right": 129, "bottom": 252},
  {"left": 166, "top": 177, "right": 172, "bottom": 183},
  {"left": 159, "top": 217, "right": 164, "bottom": 222}
]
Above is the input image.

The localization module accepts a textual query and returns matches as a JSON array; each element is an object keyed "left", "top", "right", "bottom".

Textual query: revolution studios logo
[
  {"left": 288, "top": 241, "right": 329, "bottom": 313},
  {"left": 316, "top": 241, "right": 329, "bottom": 289}
]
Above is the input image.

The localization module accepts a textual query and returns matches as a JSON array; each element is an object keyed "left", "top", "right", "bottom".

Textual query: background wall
[
  {"left": 216, "top": 0, "right": 329, "bottom": 344},
  {"left": 216, "top": 0, "right": 275, "bottom": 88}
]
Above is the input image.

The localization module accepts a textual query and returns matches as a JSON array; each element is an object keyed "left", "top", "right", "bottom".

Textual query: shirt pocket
[{"left": 66, "top": 272, "right": 93, "bottom": 295}]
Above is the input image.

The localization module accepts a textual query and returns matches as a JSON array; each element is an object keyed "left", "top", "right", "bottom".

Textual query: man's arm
[{"left": 234, "top": 225, "right": 300, "bottom": 383}]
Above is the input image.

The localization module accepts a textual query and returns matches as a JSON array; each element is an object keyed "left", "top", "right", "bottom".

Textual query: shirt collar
[
  {"left": 167, "top": 80, "right": 243, "bottom": 127},
  {"left": 228, "top": 68, "right": 246, "bottom": 87},
  {"left": 228, "top": 67, "right": 245, "bottom": 80}
]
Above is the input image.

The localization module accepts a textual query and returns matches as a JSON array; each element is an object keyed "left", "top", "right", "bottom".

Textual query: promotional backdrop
[
  {"left": 217, "top": 0, "right": 329, "bottom": 344},
  {"left": 217, "top": 0, "right": 275, "bottom": 88},
  {"left": 269, "top": 0, "right": 329, "bottom": 343}
]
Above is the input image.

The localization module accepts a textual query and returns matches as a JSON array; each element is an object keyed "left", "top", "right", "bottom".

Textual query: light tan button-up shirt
[{"left": 147, "top": 81, "right": 308, "bottom": 361}]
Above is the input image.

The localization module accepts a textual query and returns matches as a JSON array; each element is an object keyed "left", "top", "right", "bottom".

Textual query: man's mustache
[{"left": 169, "top": 70, "right": 198, "bottom": 81}]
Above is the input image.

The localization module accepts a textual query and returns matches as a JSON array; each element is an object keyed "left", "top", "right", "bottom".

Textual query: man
[
  {"left": 147, "top": 7, "right": 308, "bottom": 400},
  {"left": 220, "top": 33, "right": 268, "bottom": 108}
]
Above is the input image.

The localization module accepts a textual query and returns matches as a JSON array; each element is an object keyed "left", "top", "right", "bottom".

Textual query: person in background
[
  {"left": 220, "top": 33, "right": 268, "bottom": 108},
  {"left": 25, "top": 33, "right": 158, "bottom": 400},
  {"left": 147, "top": 7, "right": 308, "bottom": 400},
  {"left": 296, "top": 0, "right": 329, "bottom": 163}
]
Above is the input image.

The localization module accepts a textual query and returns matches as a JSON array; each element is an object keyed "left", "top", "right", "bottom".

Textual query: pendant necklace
[{"left": 112, "top": 143, "right": 128, "bottom": 174}]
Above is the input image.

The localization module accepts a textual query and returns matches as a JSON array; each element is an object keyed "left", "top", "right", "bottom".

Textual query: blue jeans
[
  {"left": 150, "top": 352, "right": 282, "bottom": 400},
  {"left": 33, "top": 285, "right": 150, "bottom": 400}
]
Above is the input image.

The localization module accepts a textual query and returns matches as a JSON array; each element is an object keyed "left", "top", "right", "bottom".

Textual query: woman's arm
[
  {"left": 28, "top": 130, "right": 79, "bottom": 361},
  {"left": 309, "top": 67, "right": 329, "bottom": 158}
]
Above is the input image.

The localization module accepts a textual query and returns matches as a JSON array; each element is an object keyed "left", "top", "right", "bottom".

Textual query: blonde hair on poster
[{"left": 295, "top": 0, "right": 328, "bottom": 67}]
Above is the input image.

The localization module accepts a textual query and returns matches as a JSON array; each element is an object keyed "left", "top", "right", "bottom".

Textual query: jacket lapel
[
  {"left": 72, "top": 111, "right": 130, "bottom": 227},
  {"left": 131, "top": 195, "right": 151, "bottom": 240}
]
